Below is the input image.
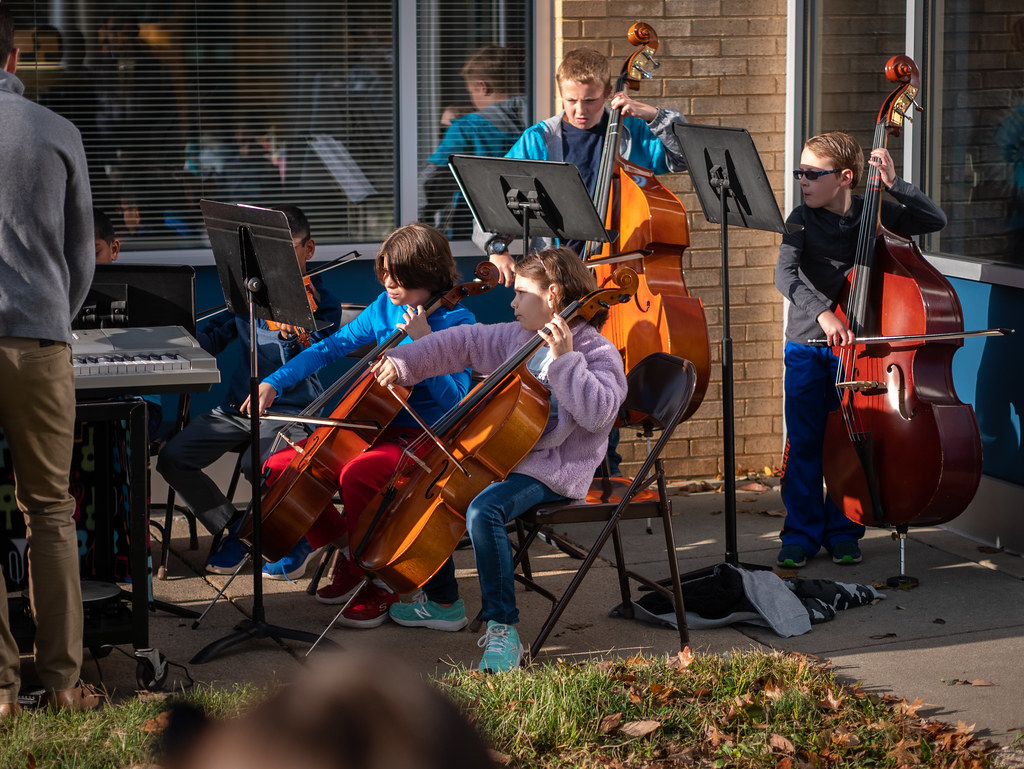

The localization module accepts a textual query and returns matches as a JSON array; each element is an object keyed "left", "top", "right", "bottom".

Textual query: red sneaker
[
  {"left": 335, "top": 583, "right": 398, "bottom": 629},
  {"left": 316, "top": 552, "right": 365, "bottom": 605}
]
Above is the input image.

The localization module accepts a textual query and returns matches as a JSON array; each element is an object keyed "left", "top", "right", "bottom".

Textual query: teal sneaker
[
  {"left": 389, "top": 593, "right": 468, "bottom": 631},
  {"left": 477, "top": 621, "right": 523, "bottom": 673}
]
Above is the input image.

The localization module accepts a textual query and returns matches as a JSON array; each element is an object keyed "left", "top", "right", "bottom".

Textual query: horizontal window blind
[
  {"left": 415, "top": 0, "right": 530, "bottom": 240},
  {"left": 9, "top": 0, "right": 530, "bottom": 253}
]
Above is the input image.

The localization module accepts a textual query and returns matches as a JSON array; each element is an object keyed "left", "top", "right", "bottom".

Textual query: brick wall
[{"left": 558, "top": 1, "right": 789, "bottom": 481}]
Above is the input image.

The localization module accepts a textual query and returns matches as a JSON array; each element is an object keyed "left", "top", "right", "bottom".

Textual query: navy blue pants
[{"left": 780, "top": 342, "right": 863, "bottom": 556}]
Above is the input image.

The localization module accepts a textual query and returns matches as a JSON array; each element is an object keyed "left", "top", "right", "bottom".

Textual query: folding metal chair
[{"left": 504, "top": 352, "right": 698, "bottom": 660}]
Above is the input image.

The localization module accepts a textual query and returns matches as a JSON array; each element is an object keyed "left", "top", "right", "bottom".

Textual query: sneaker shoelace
[
  {"left": 477, "top": 623, "right": 516, "bottom": 655},
  {"left": 406, "top": 591, "right": 433, "bottom": 618}
]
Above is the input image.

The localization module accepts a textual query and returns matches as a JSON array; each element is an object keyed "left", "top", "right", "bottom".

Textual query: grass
[
  {"left": 437, "top": 649, "right": 996, "bottom": 768},
  {"left": 0, "top": 684, "right": 261, "bottom": 769},
  {"left": 0, "top": 650, "right": 997, "bottom": 769}
]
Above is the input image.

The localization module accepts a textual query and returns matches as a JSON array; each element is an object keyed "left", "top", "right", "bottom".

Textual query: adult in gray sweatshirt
[{"left": 0, "top": 7, "right": 99, "bottom": 716}]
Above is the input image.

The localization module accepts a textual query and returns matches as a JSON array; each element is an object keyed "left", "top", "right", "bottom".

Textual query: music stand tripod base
[
  {"left": 191, "top": 200, "right": 337, "bottom": 663},
  {"left": 885, "top": 525, "right": 919, "bottom": 589}
]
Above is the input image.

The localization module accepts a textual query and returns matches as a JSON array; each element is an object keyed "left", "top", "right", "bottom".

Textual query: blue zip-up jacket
[
  {"left": 263, "top": 291, "right": 476, "bottom": 428},
  {"left": 198, "top": 277, "right": 341, "bottom": 413}
]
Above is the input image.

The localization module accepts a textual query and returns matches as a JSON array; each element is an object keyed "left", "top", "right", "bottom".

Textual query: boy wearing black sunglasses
[{"left": 773, "top": 131, "right": 947, "bottom": 570}]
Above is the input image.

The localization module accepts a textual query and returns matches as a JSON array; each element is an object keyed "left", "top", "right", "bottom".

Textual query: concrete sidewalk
[{"left": 90, "top": 468, "right": 1024, "bottom": 751}]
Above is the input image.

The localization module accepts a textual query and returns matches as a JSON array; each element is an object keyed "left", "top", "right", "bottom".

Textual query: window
[
  {"left": 9, "top": 0, "right": 530, "bottom": 254},
  {"left": 800, "top": 3, "right": 907, "bottom": 182},
  {"left": 921, "top": 1, "right": 1024, "bottom": 267},
  {"left": 799, "top": 1, "right": 1024, "bottom": 270}
]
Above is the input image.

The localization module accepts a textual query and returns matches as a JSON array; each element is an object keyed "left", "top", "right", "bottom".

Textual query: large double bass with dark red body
[
  {"left": 582, "top": 23, "right": 711, "bottom": 419},
  {"left": 822, "top": 56, "right": 983, "bottom": 528}
]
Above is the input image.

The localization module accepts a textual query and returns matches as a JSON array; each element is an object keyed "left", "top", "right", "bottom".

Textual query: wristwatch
[{"left": 485, "top": 237, "right": 509, "bottom": 255}]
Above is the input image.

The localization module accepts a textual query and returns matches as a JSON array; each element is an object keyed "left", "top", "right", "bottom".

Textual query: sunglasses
[{"left": 793, "top": 168, "right": 841, "bottom": 181}]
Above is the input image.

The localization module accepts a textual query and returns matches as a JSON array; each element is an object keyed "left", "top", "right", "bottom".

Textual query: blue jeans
[
  {"left": 781, "top": 342, "right": 864, "bottom": 556},
  {"left": 424, "top": 473, "right": 567, "bottom": 625}
]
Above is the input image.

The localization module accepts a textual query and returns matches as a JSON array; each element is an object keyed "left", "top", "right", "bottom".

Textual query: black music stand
[
  {"left": 672, "top": 124, "right": 800, "bottom": 574},
  {"left": 190, "top": 200, "right": 328, "bottom": 663},
  {"left": 448, "top": 154, "right": 613, "bottom": 255}
]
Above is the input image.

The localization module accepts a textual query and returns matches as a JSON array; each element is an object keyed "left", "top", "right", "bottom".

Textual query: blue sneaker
[
  {"left": 830, "top": 540, "right": 862, "bottom": 565},
  {"left": 205, "top": 535, "right": 249, "bottom": 574},
  {"left": 477, "top": 621, "right": 523, "bottom": 673},
  {"left": 389, "top": 593, "right": 468, "bottom": 631},
  {"left": 263, "top": 537, "right": 320, "bottom": 581},
  {"left": 777, "top": 544, "right": 808, "bottom": 569}
]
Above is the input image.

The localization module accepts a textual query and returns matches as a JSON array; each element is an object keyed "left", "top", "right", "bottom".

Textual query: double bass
[
  {"left": 351, "top": 268, "right": 640, "bottom": 593},
  {"left": 822, "top": 56, "right": 982, "bottom": 528},
  {"left": 583, "top": 22, "right": 711, "bottom": 419},
  {"left": 240, "top": 262, "right": 498, "bottom": 561}
]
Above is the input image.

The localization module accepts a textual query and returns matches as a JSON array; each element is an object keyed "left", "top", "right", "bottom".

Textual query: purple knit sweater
[{"left": 385, "top": 321, "right": 627, "bottom": 500}]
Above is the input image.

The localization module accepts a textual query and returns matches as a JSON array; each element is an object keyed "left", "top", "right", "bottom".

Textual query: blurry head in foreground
[{"left": 162, "top": 650, "right": 496, "bottom": 769}]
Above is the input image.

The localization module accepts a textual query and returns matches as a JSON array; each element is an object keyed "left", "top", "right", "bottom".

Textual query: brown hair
[
  {"left": 460, "top": 45, "right": 523, "bottom": 96},
  {"left": 0, "top": 7, "right": 15, "bottom": 65},
  {"left": 515, "top": 247, "right": 605, "bottom": 329},
  {"left": 556, "top": 48, "right": 611, "bottom": 91},
  {"left": 375, "top": 223, "right": 459, "bottom": 296},
  {"left": 162, "top": 651, "right": 496, "bottom": 769},
  {"left": 804, "top": 131, "right": 865, "bottom": 188}
]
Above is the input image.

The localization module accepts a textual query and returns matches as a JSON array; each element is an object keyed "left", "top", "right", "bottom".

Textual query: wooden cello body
[
  {"left": 587, "top": 23, "right": 710, "bottom": 419},
  {"left": 351, "top": 270, "right": 640, "bottom": 593},
  {"left": 822, "top": 56, "right": 982, "bottom": 528},
  {"left": 240, "top": 263, "right": 498, "bottom": 561}
]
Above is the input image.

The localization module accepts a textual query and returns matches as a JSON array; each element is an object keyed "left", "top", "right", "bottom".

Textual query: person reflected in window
[
  {"left": 994, "top": 16, "right": 1024, "bottom": 265},
  {"left": 115, "top": 166, "right": 190, "bottom": 243},
  {"left": 37, "top": 25, "right": 105, "bottom": 204},
  {"left": 219, "top": 121, "right": 285, "bottom": 205},
  {"left": 92, "top": 14, "right": 179, "bottom": 168},
  {"left": 419, "top": 46, "right": 527, "bottom": 239}
]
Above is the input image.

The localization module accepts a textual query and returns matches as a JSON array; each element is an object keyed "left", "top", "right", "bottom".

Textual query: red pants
[{"left": 262, "top": 426, "right": 424, "bottom": 579}]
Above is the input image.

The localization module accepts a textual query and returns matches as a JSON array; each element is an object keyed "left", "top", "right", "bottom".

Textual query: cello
[
  {"left": 583, "top": 22, "right": 711, "bottom": 419},
  {"left": 350, "top": 268, "right": 640, "bottom": 593},
  {"left": 239, "top": 262, "right": 498, "bottom": 561},
  {"left": 822, "top": 55, "right": 983, "bottom": 528}
]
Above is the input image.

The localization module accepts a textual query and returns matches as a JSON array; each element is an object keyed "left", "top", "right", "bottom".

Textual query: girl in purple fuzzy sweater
[{"left": 372, "top": 247, "right": 627, "bottom": 673}]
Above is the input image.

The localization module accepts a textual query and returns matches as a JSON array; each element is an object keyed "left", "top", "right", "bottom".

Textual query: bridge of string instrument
[{"left": 836, "top": 379, "right": 887, "bottom": 394}]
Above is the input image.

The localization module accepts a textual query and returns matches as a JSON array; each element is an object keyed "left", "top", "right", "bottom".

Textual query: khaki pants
[{"left": 0, "top": 337, "right": 83, "bottom": 703}]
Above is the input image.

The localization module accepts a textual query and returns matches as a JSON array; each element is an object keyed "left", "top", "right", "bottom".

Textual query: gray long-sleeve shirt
[
  {"left": 1, "top": 70, "right": 94, "bottom": 345},
  {"left": 775, "top": 177, "right": 948, "bottom": 345}
]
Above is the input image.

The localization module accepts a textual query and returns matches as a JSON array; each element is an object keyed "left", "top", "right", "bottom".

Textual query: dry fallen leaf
[
  {"left": 599, "top": 712, "right": 623, "bottom": 734},
  {"left": 704, "top": 723, "right": 729, "bottom": 747},
  {"left": 770, "top": 733, "right": 796, "bottom": 754},
  {"left": 620, "top": 719, "right": 661, "bottom": 738},
  {"left": 900, "top": 698, "right": 924, "bottom": 717},
  {"left": 738, "top": 482, "right": 771, "bottom": 492},
  {"left": 141, "top": 710, "right": 172, "bottom": 735},
  {"left": 820, "top": 691, "right": 844, "bottom": 710},
  {"left": 488, "top": 749, "right": 512, "bottom": 765},
  {"left": 667, "top": 647, "right": 694, "bottom": 671}
]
